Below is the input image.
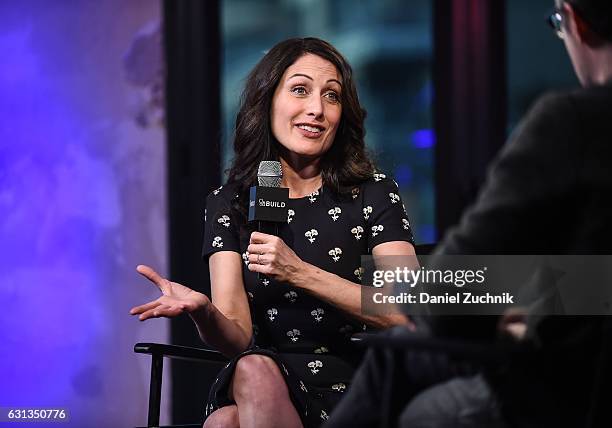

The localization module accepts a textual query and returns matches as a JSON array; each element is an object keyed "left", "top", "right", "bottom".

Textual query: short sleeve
[
  {"left": 362, "top": 175, "right": 415, "bottom": 249},
  {"left": 202, "top": 186, "right": 241, "bottom": 258}
]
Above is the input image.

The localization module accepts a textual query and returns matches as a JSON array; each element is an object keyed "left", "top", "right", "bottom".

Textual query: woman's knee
[
  {"left": 232, "top": 354, "right": 288, "bottom": 401},
  {"left": 203, "top": 405, "right": 239, "bottom": 428},
  {"left": 234, "top": 354, "right": 284, "bottom": 383}
]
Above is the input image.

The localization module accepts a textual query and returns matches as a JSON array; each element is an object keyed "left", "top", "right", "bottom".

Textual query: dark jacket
[{"left": 433, "top": 83, "right": 612, "bottom": 427}]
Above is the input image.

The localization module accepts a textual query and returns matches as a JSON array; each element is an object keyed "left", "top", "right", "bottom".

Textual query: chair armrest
[
  {"left": 351, "top": 332, "right": 509, "bottom": 362},
  {"left": 134, "top": 342, "right": 228, "bottom": 363},
  {"left": 134, "top": 343, "right": 228, "bottom": 427}
]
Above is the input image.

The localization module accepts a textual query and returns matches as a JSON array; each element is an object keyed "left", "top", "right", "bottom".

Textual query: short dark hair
[
  {"left": 225, "top": 37, "right": 376, "bottom": 220},
  {"left": 566, "top": 0, "right": 612, "bottom": 41}
]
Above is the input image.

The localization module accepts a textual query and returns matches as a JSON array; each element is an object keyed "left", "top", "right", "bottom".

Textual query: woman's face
[{"left": 270, "top": 53, "right": 342, "bottom": 161}]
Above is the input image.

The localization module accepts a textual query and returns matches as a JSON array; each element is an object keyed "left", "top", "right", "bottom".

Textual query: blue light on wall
[
  {"left": 417, "top": 224, "right": 436, "bottom": 245},
  {"left": 394, "top": 165, "right": 413, "bottom": 186},
  {"left": 411, "top": 128, "right": 436, "bottom": 149}
]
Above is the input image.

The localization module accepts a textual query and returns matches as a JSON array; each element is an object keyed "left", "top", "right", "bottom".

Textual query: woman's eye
[
  {"left": 291, "top": 86, "right": 307, "bottom": 95},
  {"left": 324, "top": 91, "right": 340, "bottom": 103}
]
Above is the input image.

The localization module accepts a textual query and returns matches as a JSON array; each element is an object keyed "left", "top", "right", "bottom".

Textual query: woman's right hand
[{"left": 130, "top": 264, "right": 210, "bottom": 321}]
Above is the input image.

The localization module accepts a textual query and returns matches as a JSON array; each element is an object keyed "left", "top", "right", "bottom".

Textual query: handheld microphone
[
  {"left": 249, "top": 161, "right": 288, "bottom": 281},
  {"left": 248, "top": 161, "right": 289, "bottom": 236}
]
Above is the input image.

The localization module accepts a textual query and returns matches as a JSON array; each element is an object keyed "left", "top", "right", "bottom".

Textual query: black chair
[
  {"left": 134, "top": 243, "right": 437, "bottom": 428},
  {"left": 134, "top": 343, "right": 227, "bottom": 428}
]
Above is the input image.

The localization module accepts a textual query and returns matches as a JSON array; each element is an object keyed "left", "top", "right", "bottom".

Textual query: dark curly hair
[{"left": 226, "top": 37, "right": 376, "bottom": 221}]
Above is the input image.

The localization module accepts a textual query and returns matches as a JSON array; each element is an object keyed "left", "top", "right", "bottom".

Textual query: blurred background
[{"left": 0, "top": 0, "right": 577, "bottom": 426}]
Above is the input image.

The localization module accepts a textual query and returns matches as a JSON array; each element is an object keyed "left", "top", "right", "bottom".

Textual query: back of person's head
[{"left": 566, "top": 0, "right": 612, "bottom": 42}]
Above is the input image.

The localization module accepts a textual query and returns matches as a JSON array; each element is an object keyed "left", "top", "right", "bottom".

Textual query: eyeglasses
[{"left": 547, "top": 8, "right": 564, "bottom": 39}]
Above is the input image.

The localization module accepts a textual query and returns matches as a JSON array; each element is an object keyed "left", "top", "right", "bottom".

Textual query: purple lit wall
[{"left": 0, "top": 1, "right": 169, "bottom": 426}]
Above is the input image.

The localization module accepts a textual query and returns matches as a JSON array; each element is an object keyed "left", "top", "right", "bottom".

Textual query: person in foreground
[
  {"left": 130, "top": 37, "right": 417, "bottom": 428},
  {"left": 325, "top": 0, "right": 612, "bottom": 426}
]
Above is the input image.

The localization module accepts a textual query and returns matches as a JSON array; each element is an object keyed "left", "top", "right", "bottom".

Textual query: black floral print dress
[{"left": 202, "top": 174, "right": 414, "bottom": 427}]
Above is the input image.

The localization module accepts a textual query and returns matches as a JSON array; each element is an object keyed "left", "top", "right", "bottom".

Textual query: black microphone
[{"left": 248, "top": 161, "right": 289, "bottom": 236}]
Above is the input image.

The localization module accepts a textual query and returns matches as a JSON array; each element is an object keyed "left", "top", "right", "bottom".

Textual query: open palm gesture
[{"left": 130, "top": 265, "right": 209, "bottom": 321}]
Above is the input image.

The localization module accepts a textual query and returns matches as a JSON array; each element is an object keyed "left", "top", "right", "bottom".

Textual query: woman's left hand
[{"left": 247, "top": 231, "right": 309, "bottom": 283}]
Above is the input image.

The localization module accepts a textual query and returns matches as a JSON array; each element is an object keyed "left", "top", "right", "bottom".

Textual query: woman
[{"left": 131, "top": 37, "right": 416, "bottom": 428}]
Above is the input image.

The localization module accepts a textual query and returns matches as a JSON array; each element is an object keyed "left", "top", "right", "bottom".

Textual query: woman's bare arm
[
  {"left": 200, "top": 251, "right": 253, "bottom": 356},
  {"left": 130, "top": 252, "right": 253, "bottom": 358},
  {"left": 247, "top": 233, "right": 417, "bottom": 329}
]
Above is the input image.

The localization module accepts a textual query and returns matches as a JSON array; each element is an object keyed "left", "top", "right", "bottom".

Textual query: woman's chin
[{"left": 280, "top": 145, "right": 328, "bottom": 161}]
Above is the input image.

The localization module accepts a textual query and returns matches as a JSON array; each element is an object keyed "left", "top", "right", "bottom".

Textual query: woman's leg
[
  {"left": 203, "top": 404, "right": 239, "bottom": 428},
  {"left": 230, "top": 354, "right": 303, "bottom": 428}
]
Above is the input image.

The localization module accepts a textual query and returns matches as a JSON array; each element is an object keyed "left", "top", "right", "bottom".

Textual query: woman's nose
[{"left": 305, "top": 94, "right": 324, "bottom": 119}]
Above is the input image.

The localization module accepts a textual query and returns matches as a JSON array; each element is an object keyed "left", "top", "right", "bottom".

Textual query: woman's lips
[{"left": 295, "top": 124, "right": 324, "bottom": 139}]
